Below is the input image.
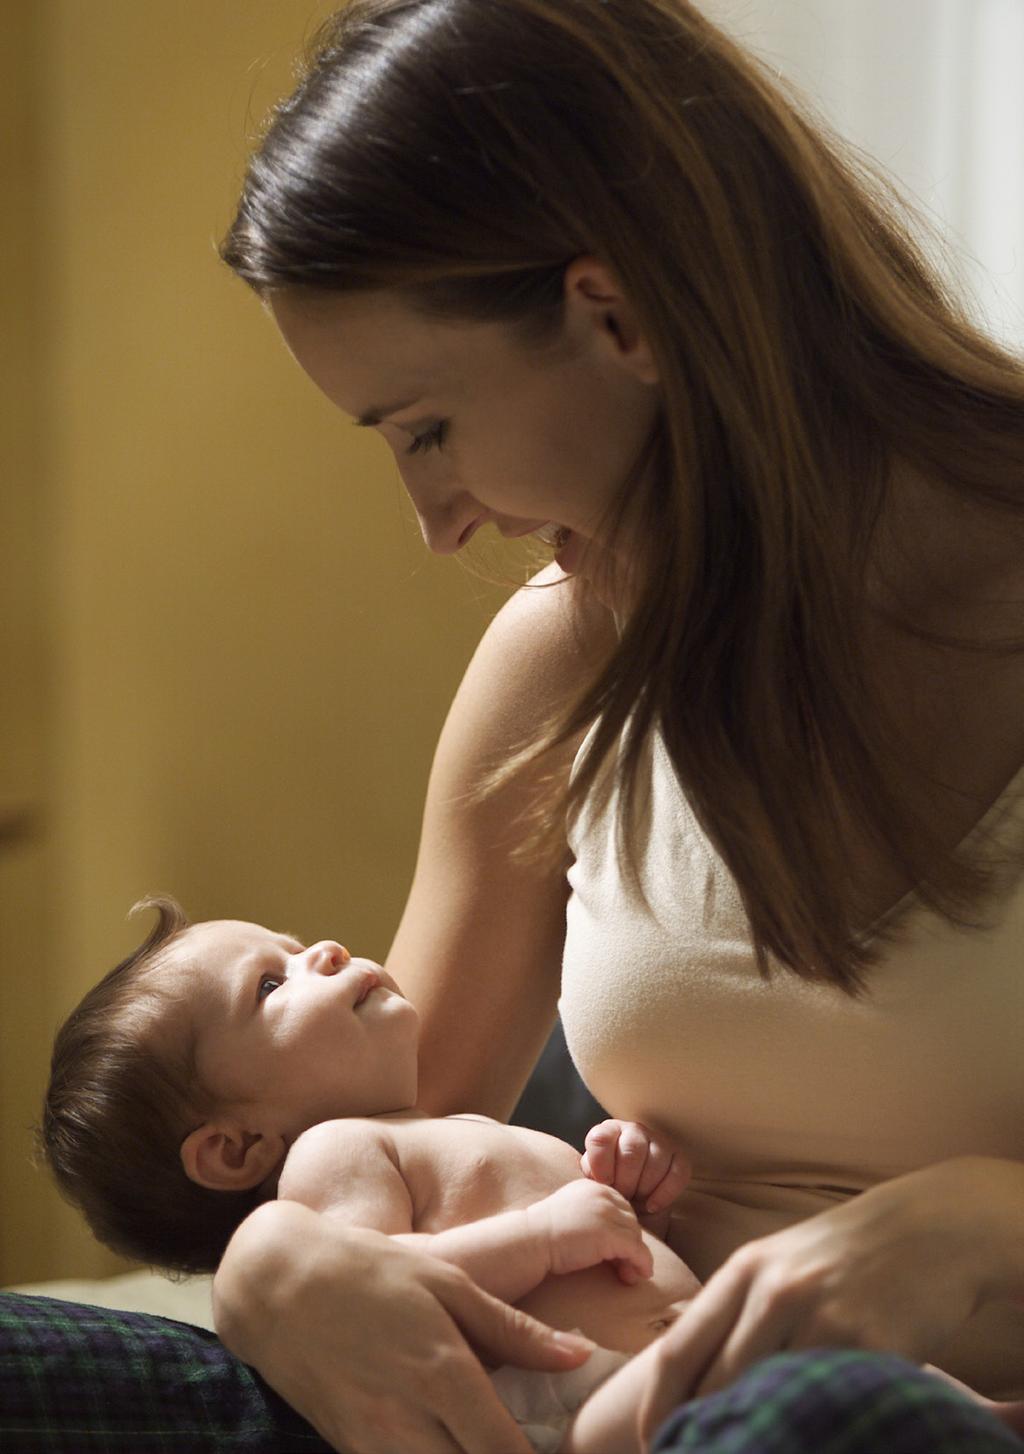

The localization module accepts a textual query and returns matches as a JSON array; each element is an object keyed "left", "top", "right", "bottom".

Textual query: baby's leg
[{"left": 559, "top": 1337, "right": 664, "bottom": 1454}]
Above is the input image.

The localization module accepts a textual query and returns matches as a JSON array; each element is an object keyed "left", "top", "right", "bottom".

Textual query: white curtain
[{"left": 704, "top": 0, "right": 1024, "bottom": 348}]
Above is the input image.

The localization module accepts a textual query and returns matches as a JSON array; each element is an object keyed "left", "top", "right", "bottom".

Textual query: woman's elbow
[{"left": 213, "top": 1199, "right": 319, "bottom": 1356}]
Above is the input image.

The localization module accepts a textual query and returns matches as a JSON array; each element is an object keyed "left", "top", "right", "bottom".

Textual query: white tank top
[{"left": 560, "top": 727, "right": 1024, "bottom": 1397}]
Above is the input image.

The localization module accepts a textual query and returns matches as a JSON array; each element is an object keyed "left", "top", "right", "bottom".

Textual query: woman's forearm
[{"left": 213, "top": 1200, "right": 321, "bottom": 1361}]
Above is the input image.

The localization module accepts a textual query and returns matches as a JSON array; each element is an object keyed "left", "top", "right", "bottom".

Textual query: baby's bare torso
[{"left": 385, "top": 1112, "right": 699, "bottom": 1354}]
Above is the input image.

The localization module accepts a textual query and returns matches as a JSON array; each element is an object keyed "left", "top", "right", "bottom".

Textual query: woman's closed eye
[
  {"left": 405, "top": 420, "right": 448, "bottom": 456},
  {"left": 257, "top": 975, "right": 284, "bottom": 1001}
]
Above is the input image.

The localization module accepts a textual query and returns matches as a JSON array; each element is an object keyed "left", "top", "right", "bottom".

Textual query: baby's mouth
[{"left": 354, "top": 970, "right": 380, "bottom": 1007}]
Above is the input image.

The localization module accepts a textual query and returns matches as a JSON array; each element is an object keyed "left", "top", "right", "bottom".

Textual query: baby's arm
[
  {"left": 278, "top": 1121, "right": 651, "bottom": 1305},
  {"left": 401, "top": 1179, "right": 651, "bottom": 1304}
]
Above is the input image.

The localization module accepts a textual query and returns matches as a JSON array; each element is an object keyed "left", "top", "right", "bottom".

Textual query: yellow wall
[{"left": 0, "top": 1, "right": 515, "bottom": 1283}]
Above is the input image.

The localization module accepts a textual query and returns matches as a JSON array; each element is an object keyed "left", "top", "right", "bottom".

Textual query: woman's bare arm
[{"left": 388, "top": 566, "right": 616, "bottom": 1119}]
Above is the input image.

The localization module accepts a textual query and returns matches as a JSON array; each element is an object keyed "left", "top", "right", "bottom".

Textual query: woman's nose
[
  {"left": 398, "top": 468, "right": 483, "bottom": 556},
  {"left": 301, "top": 941, "right": 351, "bottom": 975}
]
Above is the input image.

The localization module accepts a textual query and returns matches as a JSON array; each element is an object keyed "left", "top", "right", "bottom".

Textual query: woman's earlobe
[
  {"left": 180, "top": 1123, "right": 286, "bottom": 1191},
  {"left": 603, "top": 305, "right": 660, "bottom": 384}
]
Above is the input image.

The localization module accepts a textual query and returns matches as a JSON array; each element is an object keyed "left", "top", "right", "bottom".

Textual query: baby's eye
[
  {"left": 406, "top": 420, "right": 448, "bottom": 456},
  {"left": 257, "top": 976, "right": 284, "bottom": 1001}
]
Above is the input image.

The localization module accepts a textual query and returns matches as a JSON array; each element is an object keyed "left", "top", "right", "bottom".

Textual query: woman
[
  {"left": 219, "top": 0, "right": 1024, "bottom": 1448},
  {"left": 200, "top": 3, "right": 1024, "bottom": 1450}
]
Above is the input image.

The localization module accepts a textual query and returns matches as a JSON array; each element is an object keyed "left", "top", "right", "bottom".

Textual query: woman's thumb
[{"left": 452, "top": 1284, "right": 595, "bottom": 1371}]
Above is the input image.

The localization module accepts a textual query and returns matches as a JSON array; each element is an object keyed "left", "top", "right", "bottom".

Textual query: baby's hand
[
  {"left": 581, "top": 1120, "right": 690, "bottom": 1215},
  {"left": 527, "top": 1180, "right": 654, "bottom": 1285}
]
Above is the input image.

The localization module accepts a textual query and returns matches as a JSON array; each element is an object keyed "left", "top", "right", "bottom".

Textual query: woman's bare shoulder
[{"left": 446, "top": 565, "right": 616, "bottom": 757}]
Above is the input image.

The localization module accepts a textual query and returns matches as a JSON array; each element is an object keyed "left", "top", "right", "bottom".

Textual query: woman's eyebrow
[{"left": 354, "top": 396, "right": 421, "bottom": 427}]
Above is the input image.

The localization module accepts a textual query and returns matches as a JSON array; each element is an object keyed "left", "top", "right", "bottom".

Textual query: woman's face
[{"left": 270, "top": 265, "right": 661, "bottom": 572}]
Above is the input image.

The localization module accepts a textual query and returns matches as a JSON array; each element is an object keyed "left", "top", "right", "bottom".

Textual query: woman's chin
[{"left": 552, "top": 527, "right": 584, "bottom": 574}]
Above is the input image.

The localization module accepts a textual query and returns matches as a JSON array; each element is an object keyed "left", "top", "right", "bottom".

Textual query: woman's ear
[
  {"left": 563, "top": 255, "right": 660, "bottom": 385},
  {"left": 180, "top": 1121, "right": 286, "bottom": 1192}
]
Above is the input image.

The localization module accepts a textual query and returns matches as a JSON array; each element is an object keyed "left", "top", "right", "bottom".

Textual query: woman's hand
[
  {"left": 527, "top": 1179, "right": 655, "bottom": 1285},
  {"left": 639, "top": 1156, "right": 1024, "bottom": 1442},
  {"left": 214, "top": 1200, "right": 595, "bottom": 1454},
  {"left": 581, "top": 1119, "right": 690, "bottom": 1215}
]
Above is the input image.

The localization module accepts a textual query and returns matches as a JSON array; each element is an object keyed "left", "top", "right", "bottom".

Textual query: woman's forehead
[{"left": 269, "top": 290, "right": 506, "bottom": 413}]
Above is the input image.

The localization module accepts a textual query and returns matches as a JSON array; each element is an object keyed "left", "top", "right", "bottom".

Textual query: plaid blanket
[
  {"left": 2, "top": 1293, "right": 1019, "bottom": 1452},
  {"left": 651, "top": 1349, "right": 1023, "bottom": 1453},
  {"left": 0, "top": 1292, "right": 330, "bottom": 1451}
]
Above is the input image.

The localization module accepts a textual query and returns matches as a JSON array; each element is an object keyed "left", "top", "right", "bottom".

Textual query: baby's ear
[{"left": 180, "top": 1122, "right": 285, "bottom": 1192}]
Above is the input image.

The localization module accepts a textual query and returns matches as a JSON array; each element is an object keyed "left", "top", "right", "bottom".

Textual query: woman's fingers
[
  {"left": 411, "top": 1349, "right": 536, "bottom": 1454},
  {"left": 439, "top": 1267, "right": 594, "bottom": 1373},
  {"left": 217, "top": 1209, "right": 585, "bottom": 1454},
  {"left": 637, "top": 1259, "right": 757, "bottom": 1442},
  {"left": 326, "top": 1271, "right": 580, "bottom": 1454},
  {"left": 693, "top": 1288, "right": 794, "bottom": 1397},
  {"left": 433, "top": 1280, "right": 594, "bottom": 1453}
]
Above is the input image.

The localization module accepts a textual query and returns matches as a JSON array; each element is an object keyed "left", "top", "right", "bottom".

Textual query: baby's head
[{"left": 40, "top": 897, "right": 419, "bottom": 1273}]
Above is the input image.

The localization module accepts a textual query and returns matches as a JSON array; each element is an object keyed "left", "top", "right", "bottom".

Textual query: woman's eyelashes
[{"left": 405, "top": 420, "right": 448, "bottom": 456}]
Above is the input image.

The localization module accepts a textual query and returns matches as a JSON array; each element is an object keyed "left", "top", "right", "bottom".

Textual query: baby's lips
[{"left": 353, "top": 967, "right": 380, "bottom": 1006}]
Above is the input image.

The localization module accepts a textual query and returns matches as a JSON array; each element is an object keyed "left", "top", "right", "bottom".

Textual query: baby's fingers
[
  {"left": 582, "top": 1120, "right": 622, "bottom": 1186},
  {"left": 611, "top": 1234, "right": 655, "bottom": 1285},
  {"left": 637, "top": 1147, "right": 690, "bottom": 1214},
  {"left": 607, "top": 1121, "right": 651, "bottom": 1202}
]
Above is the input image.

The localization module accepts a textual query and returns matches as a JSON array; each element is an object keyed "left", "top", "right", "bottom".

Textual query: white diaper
[{"left": 489, "top": 1339, "right": 630, "bottom": 1453}]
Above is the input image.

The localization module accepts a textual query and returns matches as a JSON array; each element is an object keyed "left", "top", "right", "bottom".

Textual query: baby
[{"left": 42, "top": 898, "right": 702, "bottom": 1454}]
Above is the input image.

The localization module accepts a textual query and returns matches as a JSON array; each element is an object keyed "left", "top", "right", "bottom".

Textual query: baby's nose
[{"left": 305, "top": 941, "right": 351, "bottom": 974}]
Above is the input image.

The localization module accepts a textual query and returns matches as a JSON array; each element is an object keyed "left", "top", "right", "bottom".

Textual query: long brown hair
[{"left": 223, "top": 0, "right": 1024, "bottom": 989}]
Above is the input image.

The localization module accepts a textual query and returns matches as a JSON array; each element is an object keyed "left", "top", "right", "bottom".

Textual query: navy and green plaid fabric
[
  {"left": 3, "top": 1295, "right": 1021, "bottom": 1453},
  {"left": 0, "top": 1292, "right": 332, "bottom": 1452},
  {"left": 651, "top": 1349, "right": 1023, "bottom": 1453}
]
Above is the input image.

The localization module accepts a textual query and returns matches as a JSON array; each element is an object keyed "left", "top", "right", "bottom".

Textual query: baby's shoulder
[{"left": 279, "top": 1116, "right": 398, "bottom": 1197}]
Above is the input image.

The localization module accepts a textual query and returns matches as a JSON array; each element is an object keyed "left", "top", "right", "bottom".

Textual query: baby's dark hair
[{"left": 39, "top": 896, "right": 276, "bottom": 1274}]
